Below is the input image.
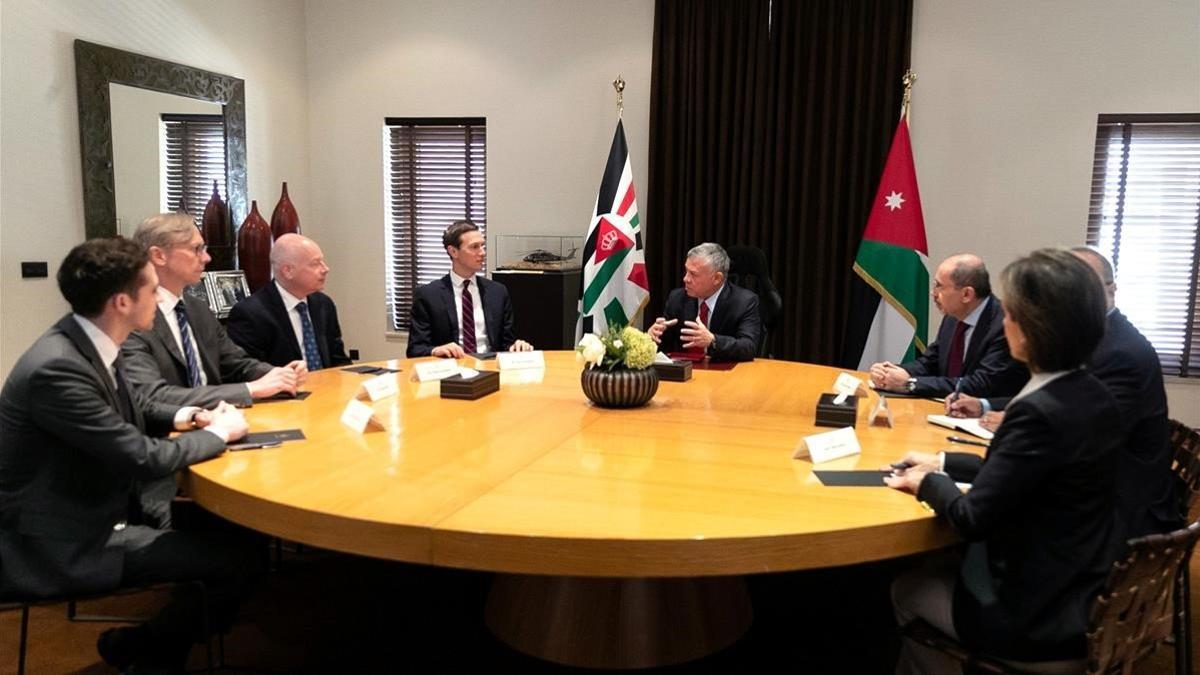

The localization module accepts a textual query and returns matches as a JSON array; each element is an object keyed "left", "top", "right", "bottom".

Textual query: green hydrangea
[{"left": 620, "top": 325, "right": 656, "bottom": 370}]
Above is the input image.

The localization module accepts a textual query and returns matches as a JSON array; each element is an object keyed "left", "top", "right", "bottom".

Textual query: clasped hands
[
  {"left": 431, "top": 339, "right": 533, "bottom": 359},
  {"left": 647, "top": 316, "right": 714, "bottom": 351},
  {"left": 248, "top": 360, "right": 308, "bottom": 399},
  {"left": 868, "top": 361, "right": 911, "bottom": 391},
  {"left": 190, "top": 401, "right": 249, "bottom": 443}
]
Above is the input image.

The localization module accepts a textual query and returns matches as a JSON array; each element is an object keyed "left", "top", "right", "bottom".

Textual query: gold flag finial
[
  {"left": 613, "top": 75, "right": 626, "bottom": 119},
  {"left": 901, "top": 70, "right": 917, "bottom": 119}
]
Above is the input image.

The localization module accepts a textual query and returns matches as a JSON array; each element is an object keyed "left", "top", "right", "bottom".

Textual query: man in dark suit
[
  {"left": 227, "top": 233, "right": 352, "bottom": 369},
  {"left": 869, "top": 253, "right": 1027, "bottom": 397},
  {"left": 122, "top": 214, "right": 309, "bottom": 527},
  {"left": 406, "top": 220, "right": 533, "bottom": 358},
  {"left": 948, "top": 247, "right": 1182, "bottom": 538},
  {"left": 0, "top": 238, "right": 256, "bottom": 673},
  {"left": 648, "top": 242, "right": 762, "bottom": 362}
]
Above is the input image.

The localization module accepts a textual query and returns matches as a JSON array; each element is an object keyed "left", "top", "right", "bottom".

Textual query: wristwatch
[{"left": 904, "top": 377, "right": 918, "bottom": 393}]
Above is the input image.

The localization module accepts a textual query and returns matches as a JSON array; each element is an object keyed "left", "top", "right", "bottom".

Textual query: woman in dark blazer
[{"left": 885, "top": 248, "right": 1123, "bottom": 673}]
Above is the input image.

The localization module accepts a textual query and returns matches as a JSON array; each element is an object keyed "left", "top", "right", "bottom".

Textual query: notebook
[{"left": 926, "top": 414, "right": 994, "bottom": 440}]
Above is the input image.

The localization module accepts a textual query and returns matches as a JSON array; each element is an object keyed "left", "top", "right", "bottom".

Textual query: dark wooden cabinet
[{"left": 493, "top": 269, "right": 581, "bottom": 350}]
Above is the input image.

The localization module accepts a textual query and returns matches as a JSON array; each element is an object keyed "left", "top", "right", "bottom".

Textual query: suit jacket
[
  {"left": 121, "top": 295, "right": 274, "bottom": 407},
  {"left": 406, "top": 275, "right": 518, "bottom": 357},
  {"left": 0, "top": 315, "right": 226, "bottom": 598},
  {"left": 900, "top": 297, "right": 1027, "bottom": 397},
  {"left": 658, "top": 284, "right": 762, "bottom": 362},
  {"left": 919, "top": 370, "right": 1123, "bottom": 661},
  {"left": 987, "top": 310, "right": 1181, "bottom": 538},
  {"left": 226, "top": 282, "right": 351, "bottom": 369}
]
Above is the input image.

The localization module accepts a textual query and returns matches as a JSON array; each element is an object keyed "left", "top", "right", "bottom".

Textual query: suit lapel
[
  {"left": 476, "top": 277, "right": 499, "bottom": 347},
  {"left": 264, "top": 283, "right": 303, "bottom": 361},
  {"left": 439, "top": 276, "right": 459, "bottom": 340},
  {"left": 183, "top": 296, "right": 221, "bottom": 382},
  {"left": 56, "top": 315, "right": 122, "bottom": 413},
  {"left": 961, "top": 298, "right": 995, "bottom": 370},
  {"left": 151, "top": 307, "right": 187, "bottom": 370},
  {"left": 709, "top": 285, "right": 734, "bottom": 333}
]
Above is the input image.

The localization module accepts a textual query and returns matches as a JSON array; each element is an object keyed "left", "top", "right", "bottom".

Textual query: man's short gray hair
[
  {"left": 687, "top": 242, "right": 730, "bottom": 275},
  {"left": 132, "top": 213, "right": 197, "bottom": 251}
]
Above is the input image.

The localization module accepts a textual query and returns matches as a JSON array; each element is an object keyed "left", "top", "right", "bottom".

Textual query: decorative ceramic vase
[
  {"left": 202, "top": 180, "right": 233, "bottom": 269},
  {"left": 270, "top": 181, "right": 300, "bottom": 239},
  {"left": 238, "top": 200, "right": 272, "bottom": 292},
  {"left": 581, "top": 367, "right": 659, "bottom": 408}
]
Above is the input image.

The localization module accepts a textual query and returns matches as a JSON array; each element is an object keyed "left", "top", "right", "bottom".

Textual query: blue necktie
[
  {"left": 174, "top": 302, "right": 202, "bottom": 387},
  {"left": 297, "top": 301, "right": 324, "bottom": 371}
]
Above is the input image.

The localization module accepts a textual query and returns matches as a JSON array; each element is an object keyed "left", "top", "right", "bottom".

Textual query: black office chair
[{"left": 726, "top": 245, "right": 782, "bottom": 358}]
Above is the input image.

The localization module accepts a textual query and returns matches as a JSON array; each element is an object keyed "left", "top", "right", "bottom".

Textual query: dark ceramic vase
[
  {"left": 238, "top": 200, "right": 272, "bottom": 292},
  {"left": 581, "top": 367, "right": 659, "bottom": 408},
  {"left": 202, "top": 180, "right": 233, "bottom": 269},
  {"left": 270, "top": 181, "right": 300, "bottom": 239}
]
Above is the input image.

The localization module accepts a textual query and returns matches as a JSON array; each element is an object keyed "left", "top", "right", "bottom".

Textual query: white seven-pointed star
[{"left": 884, "top": 191, "right": 905, "bottom": 211}]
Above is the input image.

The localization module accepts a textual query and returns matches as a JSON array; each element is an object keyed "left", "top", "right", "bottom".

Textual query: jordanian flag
[
  {"left": 576, "top": 119, "right": 649, "bottom": 338},
  {"left": 847, "top": 117, "right": 929, "bottom": 368}
]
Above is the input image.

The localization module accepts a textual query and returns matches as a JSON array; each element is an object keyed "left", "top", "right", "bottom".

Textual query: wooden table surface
[{"left": 186, "top": 352, "right": 966, "bottom": 577}]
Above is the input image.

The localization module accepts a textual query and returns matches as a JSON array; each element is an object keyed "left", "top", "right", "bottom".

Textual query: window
[
  {"left": 1086, "top": 114, "right": 1200, "bottom": 378},
  {"left": 160, "top": 114, "right": 226, "bottom": 219},
  {"left": 384, "top": 118, "right": 486, "bottom": 331}
]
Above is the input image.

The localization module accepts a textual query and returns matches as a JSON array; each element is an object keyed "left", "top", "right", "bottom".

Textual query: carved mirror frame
[{"left": 74, "top": 39, "right": 247, "bottom": 239}]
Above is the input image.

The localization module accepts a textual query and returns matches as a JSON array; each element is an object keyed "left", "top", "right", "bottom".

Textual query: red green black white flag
[{"left": 576, "top": 119, "right": 649, "bottom": 338}]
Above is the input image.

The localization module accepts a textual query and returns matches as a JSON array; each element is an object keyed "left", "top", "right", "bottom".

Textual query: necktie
[
  {"left": 113, "top": 358, "right": 135, "bottom": 424},
  {"left": 297, "top": 301, "right": 324, "bottom": 371},
  {"left": 946, "top": 320, "right": 970, "bottom": 378},
  {"left": 687, "top": 301, "right": 710, "bottom": 359},
  {"left": 461, "top": 280, "right": 477, "bottom": 354},
  {"left": 174, "top": 302, "right": 202, "bottom": 387}
]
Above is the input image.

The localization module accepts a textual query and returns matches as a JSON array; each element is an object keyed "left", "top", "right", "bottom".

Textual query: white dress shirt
[
  {"left": 156, "top": 287, "right": 208, "bottom": 386},
  {"left": 275, "top": 281, "right": 311, "bottom": 357},
  {"left": 450, "top": 272, "right": 490, "bottom": 353},
  {"left": 698, "top": 283, "right": 725, "bottom": 322}
]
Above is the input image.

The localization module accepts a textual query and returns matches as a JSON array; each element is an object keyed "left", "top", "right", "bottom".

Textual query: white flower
[
  {"left": 577, "top": 333, "right": 605, "bottom": 369},
  {"left": 613, "top": 339, "right": 623, "bottom": 348}
]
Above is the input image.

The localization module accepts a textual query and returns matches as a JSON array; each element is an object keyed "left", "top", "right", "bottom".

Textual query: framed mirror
[{"left": 74, "top": 39, "right": 246, "bottom": 240}]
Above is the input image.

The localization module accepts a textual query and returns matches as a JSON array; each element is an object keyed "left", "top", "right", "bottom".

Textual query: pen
[
  {"left": 229, "top": 440, "right": 284, "bottom": 451},
  {"left": 946, "top": 435, "right": 988, "bottom": 448},
  {"left": 950, "top": 377, "right": 963, "bottom": 404}
]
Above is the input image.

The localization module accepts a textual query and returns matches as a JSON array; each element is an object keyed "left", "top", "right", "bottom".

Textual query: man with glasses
[
  {"left": 122, "top": 213, "right": 308, "bottom": 526},
  {"left": 868, "top": 253, "right": 1026, "bottom": 397}
]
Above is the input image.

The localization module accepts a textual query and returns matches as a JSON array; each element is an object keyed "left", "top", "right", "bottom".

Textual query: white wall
[
  {"left": 0, "top": 0, "right": 311, "bottom": 375},
  {"left": 910, "top": 0, "right": 1200, "bottom": 424},
  {"left": 302, "top": 0, "right": 654, "bottom": 362}
]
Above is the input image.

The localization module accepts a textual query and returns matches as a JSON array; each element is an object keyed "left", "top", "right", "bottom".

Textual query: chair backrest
[
  {"left": 1085, "top": 520, "right": 1200, "bottom": 674},
  {"left": 726, "top": 245, "right": 782, "bottom": 356},
  {"left": 1169, "top": 419, "right": 1200, "bottom": 519}
]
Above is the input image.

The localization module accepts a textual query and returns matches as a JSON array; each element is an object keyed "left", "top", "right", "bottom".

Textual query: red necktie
[
  {"left": 687, "top": 301, "right": 710, "bottom": 359},
  {"left": 461, "top": 280, "right": 476, "bottom": 354},
  {"left": 946, "top": 320, "right": 969, "bottom": 378}
]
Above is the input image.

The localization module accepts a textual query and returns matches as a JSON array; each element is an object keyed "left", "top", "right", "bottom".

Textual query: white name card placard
[
  {"left": 832, "top": 372, "right": 868, "bottom": 404},
  {"left": 412, "top": 359, "right": 463, "bottom": 382},
  {"left": 340, "top": 399, "right": 385, "bottom": 433},
  {"left": 357, "top": 373, "right": 399, "bottom": 402},
  {"left": 793, "top": 426, "right": 862, "bottom": 464},
  {"left": 497, "top": 351, "right": 545, "bottom": 371}
]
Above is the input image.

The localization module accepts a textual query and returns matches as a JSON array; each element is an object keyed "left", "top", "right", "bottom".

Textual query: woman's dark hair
[
  {"left": 999, "top": 247, "right": 1107, "bottom": 372},
  {"left": 57, "top": 237, "right": 149, "bottom": 317}
]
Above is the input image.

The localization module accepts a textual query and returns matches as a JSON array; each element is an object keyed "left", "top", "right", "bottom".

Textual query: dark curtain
[{"left": 647, "top": 0, "right": 913, "bottom": 363}]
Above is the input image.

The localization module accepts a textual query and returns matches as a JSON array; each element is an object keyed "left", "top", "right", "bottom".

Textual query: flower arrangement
[{"left": 576, "top": 323, "right": 657, "bottom": 371}]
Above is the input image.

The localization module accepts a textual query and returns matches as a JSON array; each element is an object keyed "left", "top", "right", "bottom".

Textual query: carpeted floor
[{"left": 3, "top": 546, "right": 1196, "bottom": 674}]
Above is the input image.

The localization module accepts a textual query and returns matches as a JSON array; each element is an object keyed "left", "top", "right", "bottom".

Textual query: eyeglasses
[{"left": 179, "top": 243, "right": 208, "bottom": 256}]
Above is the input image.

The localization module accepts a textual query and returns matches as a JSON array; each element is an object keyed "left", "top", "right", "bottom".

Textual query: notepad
[{"left": 926, "top": 414, "right": 994, "bottom": 440}]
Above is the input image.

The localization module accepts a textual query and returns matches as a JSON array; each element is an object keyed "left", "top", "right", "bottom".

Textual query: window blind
[
  {"left": 384, "top": 118, "right": 487, "bottom": 331},
  {"left": 161, "top": 114, "right": 226, "bottom": 221},
  {"left": 1086, "top": 114, "right": 1200, "bottom": 377}
]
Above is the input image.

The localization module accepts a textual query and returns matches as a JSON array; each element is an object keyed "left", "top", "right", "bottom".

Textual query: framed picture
[{"left": 205, "top": 270, "right": 250, "bottom": 318}]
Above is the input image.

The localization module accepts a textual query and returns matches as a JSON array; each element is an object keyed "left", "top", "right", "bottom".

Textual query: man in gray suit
[
  {"left": 0, "top": 238, "right": 255, "bottom": 674},
  {"left": 122, "top": 214, "right": 308, "bottom": 527}
]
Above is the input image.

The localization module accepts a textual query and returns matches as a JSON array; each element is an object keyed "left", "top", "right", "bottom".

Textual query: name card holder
[
  {"left": 815, "top": 392, "right": 859, "bottom": 428},
  {"left": 869, "top": 394, "right": 894, "bottom": 428},
  {"left": 793, "top": 426, "right": 862, "bottom": 464},
  {"left": 341, "top": 398, "right": 386, "bottom": 433},
  {"left": 357, "top": 373, "right": 399, "bottom": 402},
  {"left": 497, "top": 351, "right": 545, "bottom": 370},
  {"left": 412, "top": 359, "right": 463, "bottom": 382},
  {"left": 440, "top": 369, "right": 501, "bottom": 400}
]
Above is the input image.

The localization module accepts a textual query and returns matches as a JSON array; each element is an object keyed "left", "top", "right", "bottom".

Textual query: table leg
[{"left": 484, "top": 574, "right": 753, "bottom": 669}]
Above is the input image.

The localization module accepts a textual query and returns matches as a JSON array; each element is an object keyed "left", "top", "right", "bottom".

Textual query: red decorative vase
[
  {"left": 202, "top": 181, "right": 233, "bottom": 269},
  {"left": 270, "top": 181, "right": 300, "bottom": 239},
  {"left": 238, "top": 200, "right": 273, "bottom": 292}
]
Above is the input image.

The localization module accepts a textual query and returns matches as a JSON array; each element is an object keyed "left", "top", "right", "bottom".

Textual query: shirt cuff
[
  {"left": 173, "top": 406, "right": 202, "bottom": 431},
  {"left": 938, "top": 451, "right": 946, "bottom": 473},
  {"left": 201, "top": 426, "right": 231, "bottom": 444},
  {"left": 980, "top": 398, "right": 993, "bottom": 414}
]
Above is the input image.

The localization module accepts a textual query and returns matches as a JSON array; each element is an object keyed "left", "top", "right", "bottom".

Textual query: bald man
[
  {"left": 226, "top": 234, "right": 352, "bottom": 369},
  {"left": 869, "top": 253, "right": 1026, "bottom": 398}
]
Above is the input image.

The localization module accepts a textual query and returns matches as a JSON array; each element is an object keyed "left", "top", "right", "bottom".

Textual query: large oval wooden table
[{"left": 186, "top": 352, "right": 966, "bottom": 669}]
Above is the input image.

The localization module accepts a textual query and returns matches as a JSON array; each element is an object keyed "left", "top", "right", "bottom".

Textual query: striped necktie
[
  {"left": 461, "top": 279, "right": 477, "bottom": 354},
  {"left": 173, "top": 302, "right": 202, "bottom": 387}
]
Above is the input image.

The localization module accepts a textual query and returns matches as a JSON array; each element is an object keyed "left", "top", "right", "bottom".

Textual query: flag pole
[
  {"left": 613, "top": 75, "right": 625, "bottom": 119},
  {"left": 900, "top": 69, "right": 917, "bottom": 121}
]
